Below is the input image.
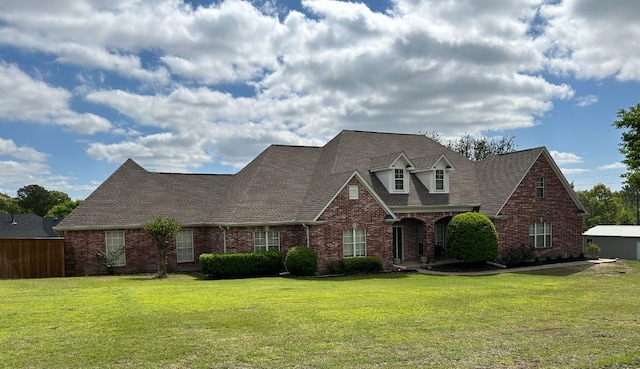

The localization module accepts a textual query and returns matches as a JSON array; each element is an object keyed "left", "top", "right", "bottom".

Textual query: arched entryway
[{"left": 434, "top": 216, "right": 452, "bottom": 261}]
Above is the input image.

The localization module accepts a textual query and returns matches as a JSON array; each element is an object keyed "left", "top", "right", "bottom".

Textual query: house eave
[
  {"left": 390, "top": 204, "right": 481, "bottom": 214},
  {"left": 55, "top": 220, "right": 327, "bottom": 232}
]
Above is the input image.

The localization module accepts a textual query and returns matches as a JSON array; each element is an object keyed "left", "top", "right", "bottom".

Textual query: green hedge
[
  {"left": 285, "top": 246, "right": 318, "bottom": 276},
  {"left": 329, "top": 256, "right": 384, "bottom": 275},
  {"left": 446, "top": 212, "right": 499, "bottom": 262},
  {"left": 200, "top": 251, "right": 282, "bottom": 279}
]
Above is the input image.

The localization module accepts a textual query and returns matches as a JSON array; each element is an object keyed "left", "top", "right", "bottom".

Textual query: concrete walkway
[{"left": 396, "top": 258, "right": 618, "bottom": 276}]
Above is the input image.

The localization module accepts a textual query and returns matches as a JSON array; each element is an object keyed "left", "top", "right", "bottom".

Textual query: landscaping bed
[{"left": 428, "top": 256, "right": 589, "bottom": 273}]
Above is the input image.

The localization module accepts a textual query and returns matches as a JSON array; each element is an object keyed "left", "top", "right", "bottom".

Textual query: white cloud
[
  {"left": 0, "top": 160, "right": 51, "bottom": 188},
  {"left": 540, "top": 0, "right": 640, "bottom": 81},
  {"left": 0, "top": 138, "right": 48, "bottom": 162},
  {"left": 561, "top": 168, "right": 589, "bottom": 174},
  {"left": 0, "top": 62, "right": 111, "bottom": 134},
  {"left": 576, "top": 95, "right": 598, "bottom": 107},
  {"left": 1, "top": 0, "right": 633, "bottom": 186},
  {"left": 550, "top": 150, "right": 583, "bottom": 165},
  {"left": 598, "top": 162, "right": 625, "bottom": 170}
]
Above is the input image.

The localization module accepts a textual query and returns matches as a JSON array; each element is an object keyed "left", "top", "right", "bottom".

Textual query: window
[
  {"left": 435, "top": 169, "right": 444, "bottom": 191},
  {"left": 529, "top": 223, "right": 552, "bottom": 248},
  {"left": 105, "top": 231, "right": 126, "bottom": 267},
  {"left": 176, "top": 229, "right": 194, "bottom": 263},
  {"left": 343, "top": 229, "right": 366, "bottom": 257},
  {"left": 349, "top": 185, "right": 359, "bottom": 200},
  {"left": 536, "top": 177, "right": 544, "bottom": 197},
  {"left": 394, "top": 169, "right": 404, "bottom": 191},
  {"left": 254, "top": 231, "right": 280, "bottom": 251}
]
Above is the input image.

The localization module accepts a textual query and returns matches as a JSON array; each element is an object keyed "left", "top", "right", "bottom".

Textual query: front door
[{"left": 393, "top": 226, "right": 404, "bottom": 261}]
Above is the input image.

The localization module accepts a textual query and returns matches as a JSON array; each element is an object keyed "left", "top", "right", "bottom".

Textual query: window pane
[
  {"left": 343, "top": 230, "right": 353, "bottom": 244},
  {"left": 343, "top": 230, "right": 354, "bottom": 258},
  {"left": 176, "top": 229, "right": 194, "bottom": 263},
  {"left": 268, "top": 231, "right": 280, "bottom": 251},
  {"left": 254, "top": 231, "right": 266, "bottom": 252},
  {"left": 105, "top": 231, "right": 126, "bottom": 266}
]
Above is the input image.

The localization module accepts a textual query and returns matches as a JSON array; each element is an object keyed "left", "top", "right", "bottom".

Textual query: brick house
[{"left": 55, "top": 130, "right": 586, "bottom": 275}]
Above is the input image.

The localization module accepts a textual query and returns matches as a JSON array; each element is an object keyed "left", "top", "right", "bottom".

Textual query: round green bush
[
  {"left": 285, "top": 246, "right": 318, "bottom": 276},
  {"left": 446, "top": 212, "right": 499, "bottom": 262}
]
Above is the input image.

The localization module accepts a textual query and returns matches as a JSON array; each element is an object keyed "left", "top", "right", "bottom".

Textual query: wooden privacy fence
[{"left": 0, "top": 238, "right": 65, "bottom": 279}]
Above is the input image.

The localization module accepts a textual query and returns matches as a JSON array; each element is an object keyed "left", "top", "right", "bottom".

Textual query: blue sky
[{"left": 0, "top": 0, "right": 638, "bottom": 200}]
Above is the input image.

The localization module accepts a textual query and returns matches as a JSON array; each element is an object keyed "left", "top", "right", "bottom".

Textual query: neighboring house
[
  {"left": 0, "top": 213, "right": 63, "bottom": 238},
  {"left": 55, "top": 130, "right": 587, "bottom": 275},
  {"left": 583, "top": 225, "right": 640, "bottom": 260}
]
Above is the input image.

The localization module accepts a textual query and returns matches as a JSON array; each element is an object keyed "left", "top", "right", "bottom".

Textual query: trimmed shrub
[
  {"left": 329, "top": 256, "right": 384, "bottom": 275},
  {"left": 446, "top": 212, "right": 499, "bottom": 262},
  {"left": 200, "top": 251, "right": 282, "bottom": 279},
  {"left": 500, "top": 243, "right": 534, "bottom": 265},
  {"left": 285, "top": 246, "right": 318, "bottom": 276}
]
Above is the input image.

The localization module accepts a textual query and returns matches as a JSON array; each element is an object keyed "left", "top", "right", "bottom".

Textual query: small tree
[
  {"left": 446, "top": 212, "right": 499, "bottom": 262},
  {"left": 143, "top": 216, "right": 182, "bottom": 278}
]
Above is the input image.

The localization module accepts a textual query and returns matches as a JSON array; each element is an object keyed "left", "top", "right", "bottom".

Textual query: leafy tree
[
  {"left": 46, "top": 199, "right": 83, "bottom": 217},
  {"left": 446, "top": 212, "right": 499, "bottom": 262},
  {"left": 577, "top": 184, "right": 634, "bottom": 230},
  {"left": 17, "top": 184, "right": 54, "bottom": 216},
  {"left": 143, "top": 216, "right": 182, "bottom": 278},
  {"left": 0, "top": 193, "right": 20, "bottom": 214},
  {"left": 618, "top": 184, "right": 639, "bottom": 224},
  {"left": 49, "top": 190, "right": 71, "bottom": 205},
  {"left": 613, "top": 102, "right": 640, "bottom": 188},
  {"left": 14, "top": 185, "right": 72, "bottom": 217},
  {"left": 424, "top": 131, "right": 517, "bottom": 160}
]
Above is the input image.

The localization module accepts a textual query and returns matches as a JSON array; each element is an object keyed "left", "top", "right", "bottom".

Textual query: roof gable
[{"left": 475, "top": 147, "right": 586, "bottom": 216}]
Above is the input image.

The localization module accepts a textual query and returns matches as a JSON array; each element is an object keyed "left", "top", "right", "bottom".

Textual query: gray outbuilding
[{"left": 583, "top": 225, "right": 640, "bottom": 260}]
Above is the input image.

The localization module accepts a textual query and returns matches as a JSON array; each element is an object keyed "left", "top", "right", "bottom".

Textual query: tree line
[{"left": 0, "top": 184, "right": 82, "bottom": 217}]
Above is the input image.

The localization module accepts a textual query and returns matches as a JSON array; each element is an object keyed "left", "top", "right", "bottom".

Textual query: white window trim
[
  {"left": 105, "top": 231, "right": 126, "bottom": 267},
  {"left": 390, "top": 168, "right": 409, "bottom": 194},
  {"left": 254, "top": 230, "right": 280, "bottom": 252},
  {"left": 176, "top": 228, "right": 194, "bottom": 263},
  {"left": 529, "top": 223, "right": 552, "bottom": 248},
  {"left": 435, "top": 169, "right": 445, "bottom": 191},
  {"left": 536, "top": 177, "right": 544, "bottom": 198},
  {"left": 349, "top": 185, "right": 359, "bottom": 200},
  {"left": 343, "top": 229, "right": 366, "bottom": 258}
]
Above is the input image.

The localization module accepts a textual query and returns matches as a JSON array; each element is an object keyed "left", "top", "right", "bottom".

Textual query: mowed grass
[{"left": 1, "top": 261, "right": 640, "bottom": 369}]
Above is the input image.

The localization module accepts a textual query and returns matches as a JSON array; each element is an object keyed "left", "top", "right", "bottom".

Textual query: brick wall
[
  {"left": 310, "top": 177, "right": 393, "bottom": 273},
  {"left": 494, "top": 154, "right": 584, "bottom": 259},
  {"left": 63, "top": 224, "right": 309, "bottom": 276},
  {"left": 63, "top": 227, "right": 221, "bottom": 275}
]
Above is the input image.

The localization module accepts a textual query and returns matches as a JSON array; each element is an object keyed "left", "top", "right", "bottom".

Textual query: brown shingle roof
[
  {"left": 56, "top": 130, "right": 583, "bottom": 230},
  {"left": 474, "top": 148, "right": 544, "bottom": 215}
]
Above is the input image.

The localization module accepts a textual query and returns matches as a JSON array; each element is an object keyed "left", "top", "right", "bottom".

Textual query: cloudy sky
[{"left": 1, "top": 0, "right": 639, "bottom": 200}]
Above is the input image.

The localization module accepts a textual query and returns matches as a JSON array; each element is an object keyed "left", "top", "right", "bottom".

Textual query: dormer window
[
  {"left": 394, "top": 169, "right": 405, "bottom": 191},
  {"left": 435, "top": 170, "right": 444, "bottom": 191},
  {"left": 411, "top": 154, "right": 454, "bottom": 194},
  {"left": 368, "top": 152, "right": 413, "bottom": 194}
]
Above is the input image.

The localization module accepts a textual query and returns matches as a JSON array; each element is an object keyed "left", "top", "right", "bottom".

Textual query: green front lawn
[{"left": 1, "top": 261, "right": 639, "bottom": 368}]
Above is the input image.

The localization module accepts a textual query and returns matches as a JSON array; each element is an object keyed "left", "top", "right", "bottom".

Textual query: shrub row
[
  {"left": 200, "top": 251, "right": 282, "bottom": 279},
  {"left": 329, "top": 256, "right": 383, "bottom": 275}
]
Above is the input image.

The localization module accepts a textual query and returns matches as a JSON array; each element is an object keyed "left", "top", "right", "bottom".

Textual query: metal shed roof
[{"left": 583, "top": 225, "right": 640, "bottom": 238}]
